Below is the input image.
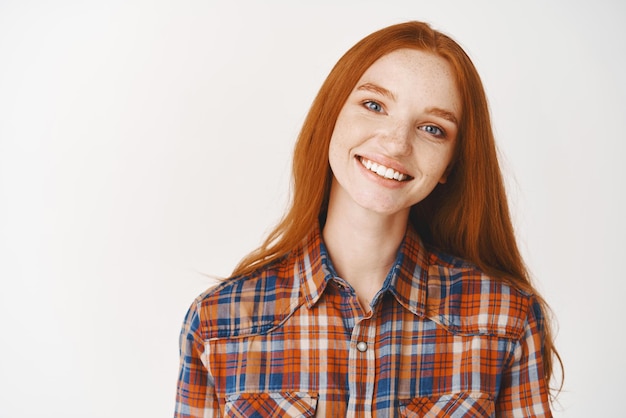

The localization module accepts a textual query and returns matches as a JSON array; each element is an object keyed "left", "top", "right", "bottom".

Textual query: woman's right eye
[{"left": 363, "top": 100, "right": 384, "bottom": 113}]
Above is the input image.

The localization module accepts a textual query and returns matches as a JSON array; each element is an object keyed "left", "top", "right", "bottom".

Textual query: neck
[{"left": 322, "top": 190, "right": 409, "bottom": 308}]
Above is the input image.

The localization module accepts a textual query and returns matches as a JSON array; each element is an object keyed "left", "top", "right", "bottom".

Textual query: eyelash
[
  {"left": 419, "top": 125, "right": 446, "bottom": 138},
  {"left": 363, "top": 100, "right": 384, "bottom": 113}
]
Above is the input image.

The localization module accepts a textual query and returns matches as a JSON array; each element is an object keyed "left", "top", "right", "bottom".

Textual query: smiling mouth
[{"left": 358, "top": 157, "right": 411, "bottom": 181}]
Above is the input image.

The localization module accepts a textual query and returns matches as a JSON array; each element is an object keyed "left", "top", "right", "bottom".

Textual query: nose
[{"left": 383, "top": 122, "right": 412, "bottom": 156}]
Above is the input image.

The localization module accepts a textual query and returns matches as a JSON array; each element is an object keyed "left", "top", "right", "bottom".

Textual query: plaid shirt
[{"left": 175, "top": 224, "right": 552, "bottom": 417}]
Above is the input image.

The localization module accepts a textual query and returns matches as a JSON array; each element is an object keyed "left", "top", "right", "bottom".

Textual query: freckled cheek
[
  {"left": 422, "top": 162, "right": 449, "bottom": 181},
  {"left": 329, "top": 134, "right": 353, "bottom": 160}
]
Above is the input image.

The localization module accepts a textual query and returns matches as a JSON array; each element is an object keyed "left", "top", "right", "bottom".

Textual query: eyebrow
[
  {"left": 356, "top": 82, "right": 397, "bottom": 102},
  {"left": 425, "top": 107, "right": 459, "bottom": 126}
]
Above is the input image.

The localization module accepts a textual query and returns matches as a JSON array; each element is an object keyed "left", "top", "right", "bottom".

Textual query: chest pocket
[
  {"left": 399, "top": 392, "right": 494, "bottom": 418},
  {"left": 224, "top": 392, "right": 318, "bottom": 417}
]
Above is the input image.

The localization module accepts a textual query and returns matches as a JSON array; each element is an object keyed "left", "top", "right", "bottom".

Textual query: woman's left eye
[
  {"left": 364, "top": 100, "right": 383, "bottom": 113},
  {"left": 420, "top": 125, "right": 445, "bottom": 137}
]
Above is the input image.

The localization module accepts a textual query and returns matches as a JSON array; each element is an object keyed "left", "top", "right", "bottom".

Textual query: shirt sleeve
[
  {"left": 495, "top": 296, "right": 553, "bottom": 417},
  {"left": 174, "top": 298, "right": 219, "bottom": 417}
]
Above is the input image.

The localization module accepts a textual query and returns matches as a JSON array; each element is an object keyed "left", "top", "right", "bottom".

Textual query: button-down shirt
[{"left": 174, "top": 224, "right": 552, "bottom": 417}]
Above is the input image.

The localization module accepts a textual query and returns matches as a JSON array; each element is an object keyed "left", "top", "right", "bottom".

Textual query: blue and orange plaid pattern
[{"left": 175, "top": 224, "right": 552, "bottom": 417}]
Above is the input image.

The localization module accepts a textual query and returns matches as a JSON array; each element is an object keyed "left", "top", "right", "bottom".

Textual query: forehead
[{"left": 363, "top": 48, "right": 455, "bottom": 80}]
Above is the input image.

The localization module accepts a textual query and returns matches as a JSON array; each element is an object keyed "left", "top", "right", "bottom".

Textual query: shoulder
[
  {"left": 190, "top": 255, "right": 303, "bottom": 340},
  {"left": 425, "top": 249, "right": 534, "bottom": 340}
]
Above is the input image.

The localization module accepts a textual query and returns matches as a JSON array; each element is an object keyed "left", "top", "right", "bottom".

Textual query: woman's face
[{"left": 328, "top": 48, "right": 461, "bottom": 218}]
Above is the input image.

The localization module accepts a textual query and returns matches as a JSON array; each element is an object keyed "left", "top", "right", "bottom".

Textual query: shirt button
[{"left": 356, "top": 341, "right": 368, "bottom": 352}]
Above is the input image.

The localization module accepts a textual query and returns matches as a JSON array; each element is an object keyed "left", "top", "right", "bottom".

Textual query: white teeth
[{"left": 359, "top": 157, "right": 408, "bottom": 182}]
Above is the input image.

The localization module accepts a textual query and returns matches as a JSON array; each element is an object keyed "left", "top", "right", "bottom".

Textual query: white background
[{"left": 1, "top": 1, "right": 624, "bottom": 417}]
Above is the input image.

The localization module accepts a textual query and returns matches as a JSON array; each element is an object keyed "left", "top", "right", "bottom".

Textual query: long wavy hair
[{"left": 231, "top": 21, "right": 562, "bottom": 397}]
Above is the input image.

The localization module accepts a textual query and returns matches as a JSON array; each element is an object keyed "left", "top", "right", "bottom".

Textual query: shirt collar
[
  {"left": 297, "top": 222, "right": 429, "bottom": 317},
  {"left": 296, "top": 223, "right": 334, "bottom": 309}
]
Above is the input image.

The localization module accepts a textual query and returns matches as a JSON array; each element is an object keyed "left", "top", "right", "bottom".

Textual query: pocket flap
[
  {"left": 225, "top": 392, "right": 318, "bottom": 417},
  {"left": 399, "top": 392, "right": 494, "bottom": 417}
]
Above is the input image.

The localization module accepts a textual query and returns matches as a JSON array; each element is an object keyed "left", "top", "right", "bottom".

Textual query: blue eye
[
  {"left": 364, "top": 100, "right": 383, "bottom": 113},
  {"left": 420, "top": 125, "right": 445, "bottom": 137}
]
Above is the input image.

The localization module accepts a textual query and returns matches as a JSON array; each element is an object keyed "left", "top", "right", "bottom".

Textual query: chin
[{"left": 356, "top": 198, "right": 412, "bottom": 217}]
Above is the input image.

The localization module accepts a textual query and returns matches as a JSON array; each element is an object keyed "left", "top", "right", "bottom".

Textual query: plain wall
[{"left": 1, "top": 1, "right": 624, "bottom": 416}]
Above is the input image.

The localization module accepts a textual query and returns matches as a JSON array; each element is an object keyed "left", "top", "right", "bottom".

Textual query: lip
[
  {"left": 358, "top": 153, "right": 411, "bottom": 176},
  {"left": 355, "top": 154, "right": 413, "bottom": 186}
]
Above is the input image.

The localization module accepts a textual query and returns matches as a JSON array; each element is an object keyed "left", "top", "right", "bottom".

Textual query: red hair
[{"left": 231, "top": 21, "right": 561, "bottom": 396}]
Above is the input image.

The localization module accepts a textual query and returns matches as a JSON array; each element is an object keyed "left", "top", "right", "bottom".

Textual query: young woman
[{"left": 175, "top": 21, "right": 560, "bottom": 417}]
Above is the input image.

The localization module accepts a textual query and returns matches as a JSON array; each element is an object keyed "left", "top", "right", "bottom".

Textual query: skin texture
[{"left": 323, "top": 49, "right": 462, "bottom": 308}]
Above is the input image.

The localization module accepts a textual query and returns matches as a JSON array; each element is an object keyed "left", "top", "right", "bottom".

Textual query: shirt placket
[{"left": 346, "top": 313, "right": 377, "bottom": 418}]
